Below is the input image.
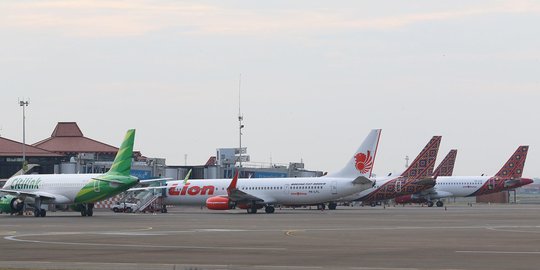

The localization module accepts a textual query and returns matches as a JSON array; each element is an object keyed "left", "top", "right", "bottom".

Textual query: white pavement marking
[
  {"left": 4, "top": 234, "right": 286, "bottom": 251},
  {"left": 456, "top": 251, "right": 540, "bottom": 255},
  {"left": 349, "top": 268, "right": 420, "bottom": 270}
]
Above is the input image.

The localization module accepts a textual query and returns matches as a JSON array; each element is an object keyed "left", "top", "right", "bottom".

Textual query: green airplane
[{"left": 0, "top": 129, "right": 139, "bottom": 217}]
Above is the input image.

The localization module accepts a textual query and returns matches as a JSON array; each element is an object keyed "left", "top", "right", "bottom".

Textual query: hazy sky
[{"left": 0, "top": 1, "right": 539, "bottom": 177}]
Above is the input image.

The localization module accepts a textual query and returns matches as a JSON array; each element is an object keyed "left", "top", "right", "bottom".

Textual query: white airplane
[
  {"left": 395, "top": 146, "right": 533, "bottom": 207},
  {"left": 0, "top": 129, "right": 139, "bottom": 217},
  {"left": 130, "top": 129, "right": 382, "bottom": 214},
  {"left": 336, "top": 136, "right": 441, "bottom": 206}
]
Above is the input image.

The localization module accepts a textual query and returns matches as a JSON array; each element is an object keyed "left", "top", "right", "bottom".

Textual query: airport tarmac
[{"left": 1, "top": 204, "right": 539, "bottom": 270}]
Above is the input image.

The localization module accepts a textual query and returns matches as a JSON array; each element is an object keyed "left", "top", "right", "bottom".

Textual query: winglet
[
  {"left": 227, "top": 171, "right": 239, "bottom": 196},
  {"left": 495, "top": 145, "right": 529, "bottom": 178},
  {"left": 183, "top": 169, "right": 192, "bottom": 185}
]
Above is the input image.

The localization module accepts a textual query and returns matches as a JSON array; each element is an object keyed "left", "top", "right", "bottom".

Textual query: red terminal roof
[
  {"left": 33, "top": 122, "right": 120, "bottom": 155},
  {"left": 0, "top": 136, "right": 62, "bottom": 157}
]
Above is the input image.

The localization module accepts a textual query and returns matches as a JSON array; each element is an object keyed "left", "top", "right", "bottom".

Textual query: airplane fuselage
[
  {"left": 161, "top": 176, "right": 371, "bottom": 206},
  {"left": 3, "top": 174, "right": 136, "bottom": 204}
]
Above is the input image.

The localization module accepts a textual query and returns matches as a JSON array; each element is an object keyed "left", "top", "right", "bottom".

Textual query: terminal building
[{"left": 0, "top": 122, "right": 323, "bottom": 210}]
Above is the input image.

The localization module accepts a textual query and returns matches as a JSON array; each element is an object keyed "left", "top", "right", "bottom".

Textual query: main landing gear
[
  {"left": 34, "top": 208, "right": 46, "bottom": 217},
  {"left": 247, "top": 206, "right": 257, "bottom": 214},
  {"left": 246, "top": 205, "right": 275, "bottom": 214},
  {"left": 33, "top": 198, "right": 46, "bottom": 217},
  {"left": 427, "top": 201, "right": 444, "bottom": 207},
  {"left": 328, "top": 202, "right": 337, "bottom": 210},
  {"left": 79, "top": 203, "right": 95, "bottom": 217}
]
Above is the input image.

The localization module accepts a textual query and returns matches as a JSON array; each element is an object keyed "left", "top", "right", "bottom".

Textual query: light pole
[
  {"left": 19, "top": 99, "right": 29, "bottom": 171},
  {"left": 238, "top": 74, "right": 244, "bottom": 168}
]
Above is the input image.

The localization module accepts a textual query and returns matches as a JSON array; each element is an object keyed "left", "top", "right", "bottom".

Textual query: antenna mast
[{"left": 405, "top": 155, "right": 410, "bottom": 168}]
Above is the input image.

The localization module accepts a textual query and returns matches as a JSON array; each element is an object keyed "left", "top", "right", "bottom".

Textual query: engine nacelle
[
  {"left": 0, "top": 195, "right": 24, "bottom": 214},
  {"left": 206, "top": 196, "right": 235, "bottom": 210},
  {"left": 395, "top": 194, "right": 426, "bottom": 204}
]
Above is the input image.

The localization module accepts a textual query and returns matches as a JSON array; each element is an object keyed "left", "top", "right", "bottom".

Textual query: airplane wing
[
  {"left": 138, "top": 177, "right": 173, "bottom": 184},
  {"left": 127, "top": 186, "right": 167, "bottom": 192},
  {"left": 0, "top": 189, "right": 56, "bottom": 200},
  {"left": 417, "top": 188, "right": 453, "bottom": 199},
  {"left": 226, "top": 172, "right": 268, "bottom": 204},
  {"left": 227, "top": 188, "right": 266, "bottom": 204}
]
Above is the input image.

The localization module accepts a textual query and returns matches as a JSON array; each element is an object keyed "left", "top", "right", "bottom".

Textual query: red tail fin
[
  {"left": 433, "top": 149, "right": 457, "bottom": 177},
  {"left": 401, "top": 136, "right": 441, "bottom": 179},
  {"left": 495, "top": 146, "right": 528, "bottom": 178}
]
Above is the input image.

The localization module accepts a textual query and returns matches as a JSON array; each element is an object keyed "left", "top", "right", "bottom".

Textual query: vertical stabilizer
[
  {"left": 433, "top": 149, "right": 457, "bottom": 177},
  {"left": 495, "top": 145, "right": 528, "bottom": 179},
  {"left": 106, "top": 129, "right": 136, "bottom": 176},
  {"left": 401, "top": 136, "right": 441, "bottom": 179},
  {"left": 329, "top": 129, "right": 381, "bottom": 178}
]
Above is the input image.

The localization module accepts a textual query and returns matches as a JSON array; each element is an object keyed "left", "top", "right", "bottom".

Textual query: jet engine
[
  {"left": 0, "top": 195, "right": 24, "bottom": 214},
  {"left": 206, "top": 196, "right": 235, "bottom": 210},
  {"left": 394, "top": 194, "right": 426, "bottom": 204}
]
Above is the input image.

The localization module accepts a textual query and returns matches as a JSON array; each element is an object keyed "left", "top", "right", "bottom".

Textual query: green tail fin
[{"left": 107, "top": 129, "right": 135, "bottom": 176}]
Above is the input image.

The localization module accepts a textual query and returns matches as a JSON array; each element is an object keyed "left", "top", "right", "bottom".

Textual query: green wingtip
[{"left": 107, "top": 129, "right": 136, "bottom": 176}]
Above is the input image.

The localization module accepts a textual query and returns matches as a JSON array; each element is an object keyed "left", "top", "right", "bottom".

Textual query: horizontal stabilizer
[
  {"left": 92, "top": 177, "right": 125, "bottom": 184},
  {"left": 415, "top": 178, "right": 437, "bottom": 186},
  {"left": 352, "top": 176, "right": 372, "bottom": 185}
]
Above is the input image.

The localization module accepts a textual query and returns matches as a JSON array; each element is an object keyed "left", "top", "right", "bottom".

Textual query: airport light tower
[{"left": 19, "top": 99, "right": 29, "bottom": 171}]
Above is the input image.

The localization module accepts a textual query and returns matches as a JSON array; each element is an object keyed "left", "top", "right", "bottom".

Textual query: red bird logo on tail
[{"left": 355, "top": 151, "right": 373, "bottom": 174}]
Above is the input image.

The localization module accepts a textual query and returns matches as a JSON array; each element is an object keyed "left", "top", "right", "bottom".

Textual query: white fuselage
[
  {"left": 428, "top": 176, "right": 491, "bottom": 198},
  {"left": 3, "top": 174, "right": 100, "bottom": 204},
  {"left": 162, "top": 176, "right": 370, "bottom": 206}
]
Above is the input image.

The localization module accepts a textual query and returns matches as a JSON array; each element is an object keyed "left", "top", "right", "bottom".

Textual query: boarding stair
[{"left": 133, "top": 191, "right": 162, "bottom": 213}]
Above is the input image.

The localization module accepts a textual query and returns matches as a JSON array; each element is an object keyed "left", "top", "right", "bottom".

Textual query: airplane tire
[
  {"left": 247, "top": 207, "right": 257, "bottom": 214},
  {"left": 427, "top": 201, "right": 434, "bottom": 207},
  {"left": 265, "top": 206, "right": 275, "bottom": 214},
  {"left": 436, "top": 201, "right": 444, "bottom": 207},
  {"left": 34, "top": 209, "right": 40, "bottom": 217},
  {"left": 370, "top": 202, "right": 377, "bottom": 207},
  {"left": 81, "top": 209, "right": 87, "bottom": 217},
  {"left": 40, "top": 209, "right": 46, "bottom": 217},
  {"left": 328, "top": 202, "right": 337, "bottom": 210},
  {"left": 87, "top": 209, "right": 93, "bottom": 217}
]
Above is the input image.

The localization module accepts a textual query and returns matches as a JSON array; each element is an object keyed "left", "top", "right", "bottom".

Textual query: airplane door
[
  {"left": 284, "top": 184, "right": 289, "bottom": 194},
  {"left": 395, "top": 180, "right": 402, "bottom": 193},
  {"left": 93, "top": 180, "right": 100, "bottom": 193},
  {"left": 488, "top": 178, "right": 495, "bottom": 190},
  {"left": 331, "top": 181, "right": 338, "bottom": 195}
]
